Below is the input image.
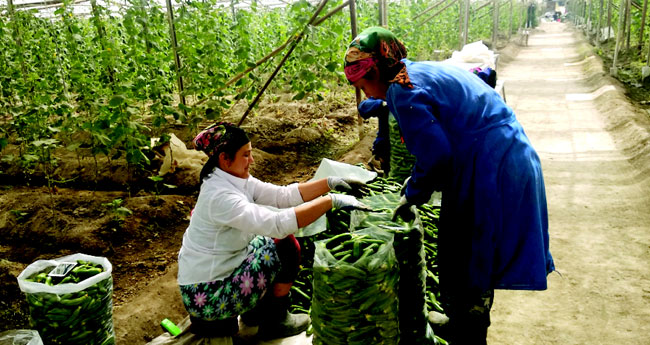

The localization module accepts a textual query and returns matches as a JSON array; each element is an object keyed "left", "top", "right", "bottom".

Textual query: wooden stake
[
  {"left": 237, "top": 0, "right": 330, "bottom": 126},
  {"left": 165, "top": 0, "right": 188, "bottom": 112},
  {"left": 350, "top": 0, "right": 362, "bottom": 107},
  {"left": 195, "top": 0, "right": 351, "bottom": 108}
]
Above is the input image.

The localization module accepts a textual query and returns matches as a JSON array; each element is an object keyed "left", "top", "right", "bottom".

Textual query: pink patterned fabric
[
  {"left": 344, "top": 57, "right": 378, "bottom": 83},
  {"left": 192, "top": 121, "right": 231, "bottom": 157}
]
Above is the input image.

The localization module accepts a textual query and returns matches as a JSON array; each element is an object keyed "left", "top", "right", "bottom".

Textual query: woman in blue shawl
[{"left": 344, "top": 27, "right": 554, "bottom": 344}]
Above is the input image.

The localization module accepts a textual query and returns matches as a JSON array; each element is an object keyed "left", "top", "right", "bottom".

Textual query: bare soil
[
  {"left": 0, "top": 92, "right": 377, "bottom": 344},
  {"left": 1, "top": 21, "right": 649, "bottom": 345}
]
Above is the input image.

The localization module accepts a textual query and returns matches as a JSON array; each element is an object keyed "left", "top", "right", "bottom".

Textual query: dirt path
[{"left": 488, "top": 22, "right": 650, "bottom": 344}]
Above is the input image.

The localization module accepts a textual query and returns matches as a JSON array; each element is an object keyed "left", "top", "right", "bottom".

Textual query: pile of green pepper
[
  {"left": 290, "top": 174, "right": 446, "bottom": 344},
  {"left": 311, "top": 228, "right": 400, "bottom": 345},
  {"left": 387, "top": 113, "right": 416, "bottom": 183}
]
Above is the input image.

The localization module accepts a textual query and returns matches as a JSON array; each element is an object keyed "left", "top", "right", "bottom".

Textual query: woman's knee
[{"left": 273, "top": 235, "right": 301, "bottom": 283}]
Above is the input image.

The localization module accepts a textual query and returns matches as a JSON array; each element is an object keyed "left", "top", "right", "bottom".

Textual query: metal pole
[
  {"left": 597, "top": 0, "right": 604, "bottom": 45},
  {"left": 413, "top": 0, "right": 448, "bottom": 21},
  {"left": 508, "top": 0, "right": 513, "bottom": 40},
  {"left": 588, "top": 0, "right": 591, "bottom": 25},
  {"left": 165, "top": 0, "right": 188, "bottom": 110},
  {"left": 350, "top": 0, "right": 362, "bottom": 106},
  {"left": 416, "top": 0, "right": 459, "bottom": 28},
  {"left": 625, "top": 0, "right": 631, "bottom": 50},
  {"left": 458, "top": 0, "right": 463, "bottom": 50},
  {"left": 607, "top": 0, "right": 613, "bottom": 38},
  {"left": 314, "top": 0, "right": 351, "bottom": 25},
  {"left": 196, "top": 0, "right": 352, "bottom": 107},
  {"left": 612, "top": 0, "right": 627, "bottom": 74},
  {"left": 640, "top": 0, "right": 649, "bottom": 51},
  {"left": 379, "top": 0, "right": 387, "bottom": 26}
]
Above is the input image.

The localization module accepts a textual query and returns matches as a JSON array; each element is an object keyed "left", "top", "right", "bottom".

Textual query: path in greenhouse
[{"left": 488, "top": 21, "right": 650, "bottom": 344}]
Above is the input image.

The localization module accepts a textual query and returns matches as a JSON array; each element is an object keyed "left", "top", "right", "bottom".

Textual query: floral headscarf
[
  {"left": 192, "top": 122, "right": 249, "bottom": 157},
  {"left": 344, "top": 27, "right": 412, "bottom": 88}
]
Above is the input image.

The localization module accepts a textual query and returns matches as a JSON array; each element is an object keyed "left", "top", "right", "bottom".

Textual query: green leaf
[
  {"left": 66, "top": 143, "right": 82, "bottom": 151},
  {"left": 178, "top": 103, "right": 192, "bottom": 112},
  {"left": 93, "top": 133, "right": 112, "bottom": 147},
  {"left": 152, "top": 115, "right": 168, "bottom": 127},
  {"left": 22, "top": 154, "right": 39, "bottom": 162},
  {"left": 116, "top": 206, "right": 133, "bottom": 217},
  {"left": 292, "top": 91, "right": 306, "bottom": 100},
  {"left": 31, "top": 139, "right": 59, "bottom": 147},
  {"left": 299, "top": 68, "right": 316, "bottom": 81},
  {"left": 325, "top": 61, "right": 338, "bottom": 72},
  {"left": 300, "top": 53, "right": 315, "bottom": 64},
  {"left": 109, "top": 95, "right": 127, "bottom": 107}
]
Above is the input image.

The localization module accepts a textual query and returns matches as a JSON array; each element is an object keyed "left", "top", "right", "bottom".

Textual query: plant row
[{"left": 0, "top": 0, "right": 525, "bottom": 181}]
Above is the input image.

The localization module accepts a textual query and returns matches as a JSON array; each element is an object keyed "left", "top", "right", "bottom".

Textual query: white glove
[
  {"left": 327, "top": 176, "right": 369, "bottom": 197},
  {"left": 330, "top": 194, "right": 364, "bottom": 210}
]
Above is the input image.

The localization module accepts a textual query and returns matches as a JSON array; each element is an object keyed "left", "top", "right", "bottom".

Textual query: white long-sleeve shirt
[{"left": 177, "top": 168, "right": 304, "bottom": 285}]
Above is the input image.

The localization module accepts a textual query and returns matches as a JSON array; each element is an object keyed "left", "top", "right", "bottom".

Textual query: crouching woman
[{"left": 177, "top": 122, "right": 364, "bottom": 340}]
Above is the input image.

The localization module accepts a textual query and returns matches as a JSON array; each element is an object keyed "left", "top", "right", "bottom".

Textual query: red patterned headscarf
[
  {"left": 193, "top": 122, "right": 249, "bottom": 157},
  {"left": 344, "top": 27, "right": 412, "bottom": 88}
]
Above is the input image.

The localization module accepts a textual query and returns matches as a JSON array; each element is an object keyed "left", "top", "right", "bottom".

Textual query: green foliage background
[{"left": 0, "top": 0, "right": 526, "bottom": 175}]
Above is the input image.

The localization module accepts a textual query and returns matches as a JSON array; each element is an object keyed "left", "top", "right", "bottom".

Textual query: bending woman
[
  {"left": 343, "top": 27, "right": 554, "bottom": 344},
  {"left": 177, "top": 122, "right": 365, "bottom": 340}
]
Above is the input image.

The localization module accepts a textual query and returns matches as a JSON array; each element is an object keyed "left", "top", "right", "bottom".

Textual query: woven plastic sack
[
  {"left": 0, "top": 330, "right": 43, "bottom": 345},
  {"left": 17, "top": 253, "right": 115, "bottom": 345},
  {"left": 311, "top": 228, "right": 399, "bottom": 345},
  {"left": 387, "top": 113, "right": 415, "bottom": 183},
  {"left": 349, "top": 193, "right": 437, "bottom": 344},
  {"left": 392, "top": 214, "right": 437, "bottom": 344}
]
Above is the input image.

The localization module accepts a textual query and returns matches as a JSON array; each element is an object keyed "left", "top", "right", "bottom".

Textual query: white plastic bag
[
  {"left": 599, "top": 27, "right": 615, "bottom": 42},
  {"left": 310, "top": 158, "right": 377, "bottom": 182},
  {"left": 449, "top": 41, "right": 496, "bottom": 70},
  {"left": 0, "top": 330, "right": 43, "bottom": 345},
  {"left": 17, "top": 253, "right": 112, "bottom": 295},
  {"left": 17, "top": 253, "right": 115, "bottom": 345}
]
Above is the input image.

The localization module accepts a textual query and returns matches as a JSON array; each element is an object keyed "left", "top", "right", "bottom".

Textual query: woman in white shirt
[{"left": 177, "top": 122, "right": 366, "bottom": 340}]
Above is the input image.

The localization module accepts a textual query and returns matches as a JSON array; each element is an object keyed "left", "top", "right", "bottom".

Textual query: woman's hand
[
  {"left": 330, "top": 194, "right": 368, "bottom": 211},
  {"left": 327, "top": 177, "right": 369, "bottom": 197}
]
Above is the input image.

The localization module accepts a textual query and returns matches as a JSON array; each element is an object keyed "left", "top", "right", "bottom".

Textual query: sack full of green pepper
[
  {"left": 17, "top": 253, "right": 115, "bottom": 345},
  {"left": 311, "top": 228, "right": 400, "bottom": 345}
]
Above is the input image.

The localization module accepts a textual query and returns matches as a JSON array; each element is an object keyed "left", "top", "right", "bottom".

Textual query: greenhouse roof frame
[{"left": 0, "top": 0, "right": 321, "bottom": 18}]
